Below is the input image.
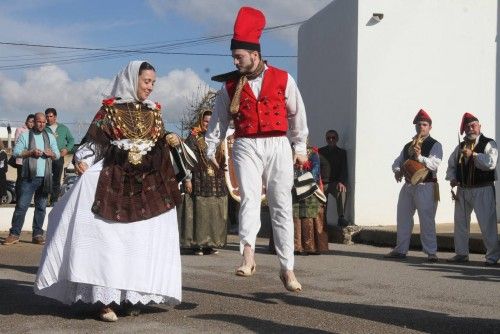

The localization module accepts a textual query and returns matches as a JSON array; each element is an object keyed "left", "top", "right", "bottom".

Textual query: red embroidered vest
[{"left": 226, "top": 66, "right": 288, "bottom": 138}]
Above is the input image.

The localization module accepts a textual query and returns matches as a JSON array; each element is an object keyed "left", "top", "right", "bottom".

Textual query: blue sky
[{"left": 0, "top": 0, "right": 330, "bottom": 138}]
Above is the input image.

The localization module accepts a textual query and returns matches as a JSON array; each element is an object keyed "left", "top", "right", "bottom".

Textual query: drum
[{"left": 402, "top": 159, "right": 429, "bottom": 185}]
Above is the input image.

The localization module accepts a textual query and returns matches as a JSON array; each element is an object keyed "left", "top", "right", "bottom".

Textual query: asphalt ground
[{"left": 1, "top": 233, "right": 499, "bottom": 334}]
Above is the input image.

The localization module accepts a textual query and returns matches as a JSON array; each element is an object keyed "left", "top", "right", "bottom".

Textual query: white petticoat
[{"left": 34, "top": 160, "right": 182, "bottom": 305}]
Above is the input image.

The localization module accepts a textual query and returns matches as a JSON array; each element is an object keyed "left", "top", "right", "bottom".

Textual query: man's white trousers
[
  {"left": 395, "top": 182, "right": 438, "bottom": 255},
  {"left": 232, "top": 136, "right": 294, "bottom": 270},
  {"left": 454, "top": 186, "right": 499, "bottom": 262}
]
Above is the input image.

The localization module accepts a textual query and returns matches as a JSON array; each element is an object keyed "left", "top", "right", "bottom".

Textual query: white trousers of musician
[
  {"left": 394, "top": 183, "right": 437, "bottom": 255},
  {"left": 453, "top": 186, "right": 500, "bottom": 262},
  {"left": 232, "top": 136, "right": 294, "bottom": 271}
]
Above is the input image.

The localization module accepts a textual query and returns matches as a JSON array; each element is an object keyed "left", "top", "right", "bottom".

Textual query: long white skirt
[{"left": 34, "top": 160, "right": 182, "bottom": 306}]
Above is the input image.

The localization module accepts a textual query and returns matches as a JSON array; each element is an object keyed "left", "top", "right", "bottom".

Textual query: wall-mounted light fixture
[{"left": 372, "top": 13, "right": 384, "bottom": 22}]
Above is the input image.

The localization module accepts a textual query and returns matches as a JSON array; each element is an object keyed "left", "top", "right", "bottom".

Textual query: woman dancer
[{"left": 35, "top": 60, "right": 183, "bottom": 322}]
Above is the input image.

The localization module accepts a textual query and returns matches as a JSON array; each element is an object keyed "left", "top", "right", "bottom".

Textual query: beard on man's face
[
  {"left": 237, "top": 57, "right": 255, "bottom": 74},
  {"left": 466, "top": 132, "right": 478, "bottom": 141}
]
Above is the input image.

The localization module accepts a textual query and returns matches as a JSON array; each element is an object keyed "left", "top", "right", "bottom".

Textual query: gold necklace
[
  {"left": 106, "top": 103, "right": 163, "bottom": 141},
  {"left": 105, "top": 103, "right": 164, "bottom": 165}
]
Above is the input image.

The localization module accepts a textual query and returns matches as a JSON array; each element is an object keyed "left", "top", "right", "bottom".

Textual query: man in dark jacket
[{"left": 319, "top": 129, "right": 349, "bottom": 226}]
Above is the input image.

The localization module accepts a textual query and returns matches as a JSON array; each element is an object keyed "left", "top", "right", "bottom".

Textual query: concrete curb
[
  {"left": 353, "top": 227, "right": 487, "bottom": 254},
  {"left": 0, "top": 206, "right": 489, "bottom": 255}
]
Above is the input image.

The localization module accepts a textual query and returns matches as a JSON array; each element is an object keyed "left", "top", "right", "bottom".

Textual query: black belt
[
  {"left": 405, "top": 178, "right": 437, "bottom": 185},
  {"left": 460, "top": 182, "right": 494, "bottom": 189}
]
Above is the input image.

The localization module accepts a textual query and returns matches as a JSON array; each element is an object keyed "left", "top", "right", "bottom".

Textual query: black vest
[
  {"left": 402, "top": 136, "right": 437, "bottom": 183},
  {"left": 403, "top": 136, "right": 437, "bottom": 160},
  {"left": 456, "top": 134, "right": 495, "bottom": 186}
]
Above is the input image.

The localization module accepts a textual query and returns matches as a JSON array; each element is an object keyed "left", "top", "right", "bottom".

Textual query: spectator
[
  {"left": 318, "top": 130, "right": 349, "bottom": 226},
  {"left": 44, "top": 107, "right": 75, "bottom": 204},
  {"left": 3, "top": 113, "right": 60, "bottom": 245},
  {"left": 0, "top": 141, "right": 7, "bottom": 202},
  {"left": 13, "top": 114, "right": 35, "bottom": 199}
]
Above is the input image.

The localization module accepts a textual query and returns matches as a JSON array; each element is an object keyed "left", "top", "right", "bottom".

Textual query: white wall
[
  {"left": 356, "top": 0, "right": 497, "bottom": 225},
  {"left": 298, "top": 0, "right": 358, "bottom": 224},
  {"left": 0, "top": 207, "right": 51, "bottom": 231},
  {"left": 299, "top": 0, "right": 498, "bottom": 226},
  {"left": 496, "top": 3, "right": 500, "bottom": 219}
]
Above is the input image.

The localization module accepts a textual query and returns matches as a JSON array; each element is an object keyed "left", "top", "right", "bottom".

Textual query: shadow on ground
[
  {"left": 183, "top": 286, "right": 500, "bottom": 334},
  {"left": 0, "top": 279, "right": 167, "bottom": 320},
  {"left": 193, "top": 314, "right": 336, "bottom": 334}
]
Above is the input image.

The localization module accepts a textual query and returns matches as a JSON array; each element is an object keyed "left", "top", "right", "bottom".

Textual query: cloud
[
  {"left": 146, "top": 0, "right": 330, "bottom": 45},
  {"left": 0, "top": 66, "right": 109, "bottom": 122},
  {"left": 0, "top": 65, "right": 211, "bottom": 137},
  {"left": 150, "top": 68, "right": 213, "bottom": 123}
]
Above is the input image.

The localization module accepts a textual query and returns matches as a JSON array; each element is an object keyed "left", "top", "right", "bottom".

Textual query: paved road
[{"left": 1, "top": 233, "right": 499, "bottom": 334}]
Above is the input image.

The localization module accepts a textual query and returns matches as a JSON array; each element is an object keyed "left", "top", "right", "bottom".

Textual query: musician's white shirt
[
  {"left": 445, "top": 135, "right": 498, "bottom": 181},
  {"left": 392, "top": 138, "right": 443, "bottom": 178}
]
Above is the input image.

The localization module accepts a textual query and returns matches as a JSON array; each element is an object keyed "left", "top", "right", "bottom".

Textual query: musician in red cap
[
  {"left": 205, "top": 6, "right": 308, "bottom": 292},
  {"left": 446, "top": 113, "right": 499, "bottom": 266},
  {"left": 386, "top": 109, "right": 442, "bottom": 262}
]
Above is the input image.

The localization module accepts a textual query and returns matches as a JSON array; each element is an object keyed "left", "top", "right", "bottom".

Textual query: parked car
[
  {"left": 1, "top": 180, "right": 16, "bottom": 204},
  {"left": 60, "top": 163, "right": 79, "bottom": 198}
]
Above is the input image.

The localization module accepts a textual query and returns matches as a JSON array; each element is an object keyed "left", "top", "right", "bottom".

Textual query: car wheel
[{"left": 3, "top": 190, "right": 13, "bottom": 204}]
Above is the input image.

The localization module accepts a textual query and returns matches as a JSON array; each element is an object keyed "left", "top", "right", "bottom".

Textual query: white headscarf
[{"left": 108, "top": 60, "right": 156, "bottom": 109}]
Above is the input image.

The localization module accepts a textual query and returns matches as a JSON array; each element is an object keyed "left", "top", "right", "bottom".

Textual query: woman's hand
[
  {"left": 166, "top": 133, "right": 181, "bottom": 148},
  {"left": 75, "top": 161, "right": 89, "bottom": 175},
  {"left": 184, "top": 180, "right": 193, "bottom": 194}
]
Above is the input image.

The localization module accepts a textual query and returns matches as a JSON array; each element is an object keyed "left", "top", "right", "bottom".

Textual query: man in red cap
[
  {"left": 385, "top": 109, "right": 442, "bottom": 262},
  {"left": 205, "top": 6, "right": 308, "bottom": 292},
  {"left": 446, "top": 113, "right": 499, "bottom": 266}
]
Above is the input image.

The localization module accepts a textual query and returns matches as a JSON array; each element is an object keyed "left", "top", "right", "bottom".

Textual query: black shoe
[
  {"left": 384, "top": 251, "right": 406, "bottom": 259},
  {"left": 203, "top": 247, "right": 219, "bottom": 255},
  {"left": 484, "top": 259, "right": 498, "bottom": 267},
  {"left": 446, "top": 255, "right": 469, "bottom": 263},
  {"left": 427, "top": 254, "right": 439, "bottom": 263},
  {"left": 338, "top": 216, "right": 350, "bottom": 227}
]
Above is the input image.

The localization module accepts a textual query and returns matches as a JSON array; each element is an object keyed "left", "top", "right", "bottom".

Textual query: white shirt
[
  {"left": 445, "top": 134, "right": 498, "bottom": 181},
  {"left": 392, "top": 137, "right": 443, "bottom": 177},
  {"left": 205, "top": 65, "right": 309, "bottom": 159}
]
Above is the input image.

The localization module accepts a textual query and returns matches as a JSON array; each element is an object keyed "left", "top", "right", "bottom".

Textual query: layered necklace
[{"left": 107, "top": 103, "right": 164, "bottom": 165}]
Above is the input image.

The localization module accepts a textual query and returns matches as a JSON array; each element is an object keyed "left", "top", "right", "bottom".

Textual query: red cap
[
  {"left": 460, "top": 112, "right": 479, "bottom": 134},
  {"left": 231, "top": 7, "right": 266, "bottom": 51},
  {"left": 413, "top": 109, "right": 432, "bottom": 125}
]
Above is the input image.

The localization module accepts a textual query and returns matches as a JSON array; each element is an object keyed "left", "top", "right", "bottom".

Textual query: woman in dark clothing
[
  {"left": 0, "top": 141, "right": 7, "bottom": 202},
  {"left": 179, "top": 109, "right": 228, "bottom": 255}
]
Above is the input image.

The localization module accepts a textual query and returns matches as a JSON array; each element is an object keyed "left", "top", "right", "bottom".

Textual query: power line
[{"left": 0, "top": 21, "right": 304, "bottom": 70}]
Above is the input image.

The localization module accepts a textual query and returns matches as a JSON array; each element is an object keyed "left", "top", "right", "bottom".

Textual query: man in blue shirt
[{"left": 3, "top": 113, "right": 60, "bottom": 245}]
